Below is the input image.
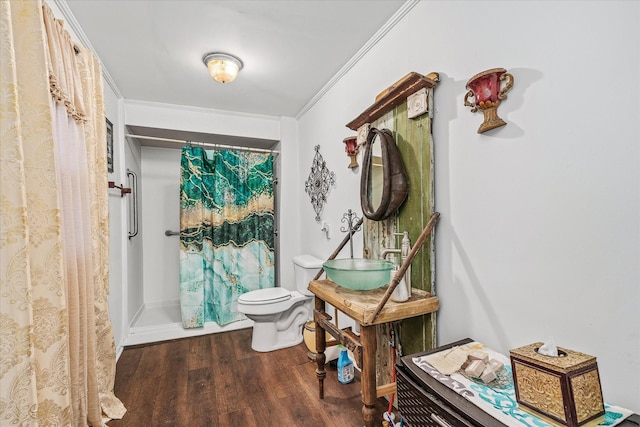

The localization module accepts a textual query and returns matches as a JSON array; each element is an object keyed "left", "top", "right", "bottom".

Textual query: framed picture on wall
[{"left": 106, "top": 117, "right": 113, "bottom": 173}]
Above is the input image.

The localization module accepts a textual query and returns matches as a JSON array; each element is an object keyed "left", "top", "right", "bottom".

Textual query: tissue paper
[{"left": 537, "top": 336, "right": 559, "bottom": 357}]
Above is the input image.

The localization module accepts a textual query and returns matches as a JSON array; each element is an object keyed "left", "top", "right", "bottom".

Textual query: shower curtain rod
[{"left": 124, "top": 133, "right": 279, "bottom": 155}]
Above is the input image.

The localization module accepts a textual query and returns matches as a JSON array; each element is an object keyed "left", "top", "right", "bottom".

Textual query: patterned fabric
[
  {"left": 179, "top": 146, "right": 274, "bottom": 327},
  {"left": 0, "top": 1, "right": 124, "bottom": 425},
  {"left": 413, "top": 343, "right": 634, "bottom": 427}
]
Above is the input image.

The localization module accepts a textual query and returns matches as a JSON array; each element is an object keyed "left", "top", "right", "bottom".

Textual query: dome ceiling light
[{"left": 202, "top": 52, "right": 244, "bottom": 84}]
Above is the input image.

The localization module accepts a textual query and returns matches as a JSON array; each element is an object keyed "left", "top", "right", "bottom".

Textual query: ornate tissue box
[{"left": 509, "top": 343, "right": 605, "bottom": 427}]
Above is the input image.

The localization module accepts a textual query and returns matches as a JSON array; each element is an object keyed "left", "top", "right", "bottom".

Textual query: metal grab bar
[
  {"left": 164, "top": 230, "right": 180, "bottom": 236},
  {"left": 127, "top": 169, "right": 138, "bottom": 239}
]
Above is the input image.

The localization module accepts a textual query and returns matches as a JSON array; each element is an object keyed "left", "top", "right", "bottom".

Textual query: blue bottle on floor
[{"left": 337, "top": 344, "right": 354, "bottom": 384}]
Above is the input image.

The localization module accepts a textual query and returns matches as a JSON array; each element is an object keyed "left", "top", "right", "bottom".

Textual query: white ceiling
[{"left": 64, "top": 0, "right": 407, "bottom": 120}]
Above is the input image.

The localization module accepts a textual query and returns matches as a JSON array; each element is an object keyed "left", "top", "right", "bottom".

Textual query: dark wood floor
[{"left": 108, "top": 327, "right": 389, "bottom": 427}]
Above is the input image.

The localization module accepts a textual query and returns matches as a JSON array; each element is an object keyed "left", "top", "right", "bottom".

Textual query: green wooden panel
[
  {"left": 361, "top": 88, "right": 437, "bottom": 381},
  {"left": 394, "top": 98, "right": 437, "bottom": 357}
]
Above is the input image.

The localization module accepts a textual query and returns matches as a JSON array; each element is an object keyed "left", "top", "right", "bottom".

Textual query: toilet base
[
  {"left": 250, "top": 333, "right": 304, "bottom": 352},
  {"left": 249, "top": 320, "right": 305, "bottom": 352},
  {"left": 245, "top": 299, "right": 311, "bottom": 352}
]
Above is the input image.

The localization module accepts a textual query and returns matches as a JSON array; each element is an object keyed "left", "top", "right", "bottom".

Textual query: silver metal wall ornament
[{"left": 304, "top": 145, "right": 336, "bottom": 222}]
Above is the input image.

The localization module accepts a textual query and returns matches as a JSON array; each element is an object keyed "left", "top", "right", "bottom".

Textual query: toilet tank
[{"left": 292, "top": 255, "right": 324, "bottom": 296}]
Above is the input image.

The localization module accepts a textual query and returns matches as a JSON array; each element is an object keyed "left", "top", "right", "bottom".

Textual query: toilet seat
[{"left": 238, "top": 287, "right": 291, "bottom": 305}]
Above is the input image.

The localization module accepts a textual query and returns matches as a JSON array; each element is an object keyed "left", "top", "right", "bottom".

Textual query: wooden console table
[{"left": 309, "top": 279, "right": 439, "bottom": 427}]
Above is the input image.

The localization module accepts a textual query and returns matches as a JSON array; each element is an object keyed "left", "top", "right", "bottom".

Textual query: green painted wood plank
[{"left": 361, "top": 87, "right": 437, "bottom": 370}]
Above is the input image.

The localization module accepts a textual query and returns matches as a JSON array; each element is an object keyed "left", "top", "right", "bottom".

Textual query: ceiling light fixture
[{"left": 202, "top": 52, "right": 244, "bottom": 84}]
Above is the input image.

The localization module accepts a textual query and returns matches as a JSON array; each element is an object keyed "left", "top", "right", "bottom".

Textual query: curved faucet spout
[{"left": 380, "top": 248, "right": 401, "bottom": 260}]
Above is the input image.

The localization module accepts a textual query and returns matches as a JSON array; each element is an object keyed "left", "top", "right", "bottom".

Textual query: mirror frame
[{"left": 360, "top": 128, "right": 409, "bottom": 220}]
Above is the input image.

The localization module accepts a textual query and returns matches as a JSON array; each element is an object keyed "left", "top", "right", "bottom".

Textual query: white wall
[
  {"left": 276, "top": 117, "right": 301, "bottom": 288},
  {"left": 140, "top": 147, "right": 181, "bottom": 305},
  {"left": 124, "top": 137, "right": 144, "bottom": 327},
  {"left": 298, "top": 0, "right": 639, "bottom": 411}
]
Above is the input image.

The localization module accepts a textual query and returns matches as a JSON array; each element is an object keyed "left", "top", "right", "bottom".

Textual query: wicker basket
[{"left": 397, "top": 367, "right": 478, "bottom": 426}]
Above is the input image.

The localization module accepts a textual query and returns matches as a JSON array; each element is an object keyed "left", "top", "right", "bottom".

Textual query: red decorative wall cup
[
  {"left": 343, "top": 136, "right": 359, "bottom": 168},
  {"left": 464, "top": 68, "right": 514, "bottom": 133}
]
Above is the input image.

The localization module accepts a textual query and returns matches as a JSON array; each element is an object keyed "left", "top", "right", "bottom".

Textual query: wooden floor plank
[
  {"left": 188, "top": 332, "right": 212, "bottom": 370},
  {"left": 126, "top": 344, "right": 166, "bottom": 421},
  {"left": 151, "top": 340, "right": 188, "bottom": 425},
  {"left": 108, "top": 328, "right": 389, "bottom": 427},
  {"left": 185, "top": 367, "right": 215, "bottom": 426},
  {"left": 210, "top": 331, "right": 244, "bottom": 414},
  {"left": 217, "top": 408, "right": 257, "bottom": 427}
]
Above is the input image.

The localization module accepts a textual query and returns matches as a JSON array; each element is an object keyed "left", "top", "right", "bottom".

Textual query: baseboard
[{"left": 115, "top": 341, "right": 124, "bottom": 361}]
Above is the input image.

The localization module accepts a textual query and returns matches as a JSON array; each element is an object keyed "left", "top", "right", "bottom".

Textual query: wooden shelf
[
  {"left": 309, "top": 279, "right": 439, "bottom": 326},
  {"left": 346, "top": 72, "right": 439, "bottom": 131}
]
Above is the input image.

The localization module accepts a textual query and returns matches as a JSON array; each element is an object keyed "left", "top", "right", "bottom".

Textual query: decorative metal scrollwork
[
  {"left": 304, "top": 145, "right": 336, "bottom": 222},
  {"left": 340, "top": 209, "right": 362, "bottom": 258}
]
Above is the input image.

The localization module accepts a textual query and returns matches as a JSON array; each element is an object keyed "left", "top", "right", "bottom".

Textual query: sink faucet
[
  {"left": 380, "top": 231, "right": 411, "bottom": 262},
  {"left": 380, "top": 231, "right": 413, "bottom": 302},
  {"left": 380, "top": 248, "right": 401, "bottom": 261}
]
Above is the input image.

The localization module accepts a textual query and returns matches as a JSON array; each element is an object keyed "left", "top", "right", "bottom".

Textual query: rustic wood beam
[{"left": 346, "top": 72, "right": 439, "bottom": 131}]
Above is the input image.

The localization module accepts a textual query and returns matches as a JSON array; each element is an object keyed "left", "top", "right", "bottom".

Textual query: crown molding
[
  {"left": 51, "top": 0, "right": 418, "bottom": 118},
  {"left": 295, "top": 0, "right": 420, "bottom": 120},
  {"left": 52, "top": 0, "right": 123, "bottom": 99}
]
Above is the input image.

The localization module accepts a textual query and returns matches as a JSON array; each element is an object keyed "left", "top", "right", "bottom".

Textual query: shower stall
[{"left": 121, "top": 129, "right": 280, "bottom": 346}]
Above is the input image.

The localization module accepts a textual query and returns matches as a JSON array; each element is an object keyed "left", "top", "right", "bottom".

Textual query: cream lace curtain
[{"left": 0, "top": 0, "right": 125, "bottom": 425}]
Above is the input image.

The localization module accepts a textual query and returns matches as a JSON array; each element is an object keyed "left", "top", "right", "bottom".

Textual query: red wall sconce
[
  {"left": 343, "top": 136, "right": 359, "bottom": 168},
  {"left": 464, "top": 68, "right": 514, "bottom": 133}
]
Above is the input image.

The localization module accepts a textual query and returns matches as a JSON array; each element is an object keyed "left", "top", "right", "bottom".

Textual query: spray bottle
[{"left": 337, "top": 344, "right": 354, "bottom": 384}]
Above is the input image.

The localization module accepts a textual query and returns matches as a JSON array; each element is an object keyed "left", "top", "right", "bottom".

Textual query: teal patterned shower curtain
[{"left": 179, "top": 146, "right": 275, "bottom": 327}]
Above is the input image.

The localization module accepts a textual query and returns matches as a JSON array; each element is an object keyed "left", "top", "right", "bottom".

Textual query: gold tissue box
[{"left": 509, "top": 343, "right": 605, "bottom": 427}]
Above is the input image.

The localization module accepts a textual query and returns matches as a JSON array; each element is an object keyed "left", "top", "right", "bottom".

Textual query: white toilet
[{"left": 237, "top": 254, "right": 323, "bottom": 352}]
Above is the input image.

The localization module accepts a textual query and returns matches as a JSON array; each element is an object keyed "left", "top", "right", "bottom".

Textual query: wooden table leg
[
  {"left": 314, "top": 296, "right": 326, "bottom": 399},
  {"left": 360, "top": 324, "right": 377, "bottom": 427}
]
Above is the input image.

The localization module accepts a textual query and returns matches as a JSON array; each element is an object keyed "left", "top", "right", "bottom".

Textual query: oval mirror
[{"left": 360, "top": 128, "right": 409, "bottom": 220}]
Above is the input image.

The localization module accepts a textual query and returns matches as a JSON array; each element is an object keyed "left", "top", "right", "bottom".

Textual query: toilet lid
[{"left": 238, "top": 287, "right": 291, "bottom": 305}]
